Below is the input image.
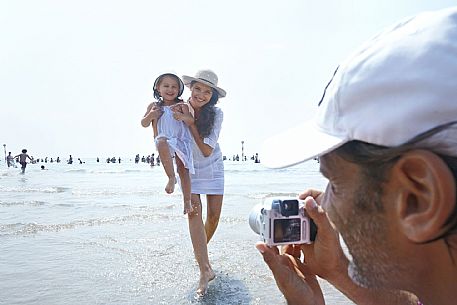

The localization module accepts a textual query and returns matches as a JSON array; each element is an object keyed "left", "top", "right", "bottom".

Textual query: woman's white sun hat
[
  {"left": 182, "top": 70, "right": 227, "bottom": 98},
  {"left": 262, "top": 6, "right": 457, "bottom": 168}
]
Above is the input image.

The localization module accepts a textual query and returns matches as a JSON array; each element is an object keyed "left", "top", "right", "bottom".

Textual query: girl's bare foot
[
  {"left": 183, "top": 201, "right": 193, "bottom": 214},
  {"left": 165, "top": 177, "right": 176, "bottom": 194},
  {"left": 196, "top": 269, "right": 216, "bottom": 296}
]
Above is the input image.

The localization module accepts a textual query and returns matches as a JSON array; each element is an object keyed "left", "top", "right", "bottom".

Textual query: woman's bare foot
[
  {"left": 165, "top": 177, "right": 176, "bottom": 194},
  {"left": 196, "top": 269, "right": 216, "bottom": 296},
  {"left": 183, "top": 201, "right": 194, "bottom": 214}
]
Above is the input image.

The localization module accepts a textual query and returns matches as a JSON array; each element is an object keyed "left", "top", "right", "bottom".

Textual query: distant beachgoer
[
  {"left": 254, "top": 153, "right": 260, "bottom": 163},
  {"left": 150, "top": 153, "right": 155, "bottom": 166},
  {"left": 6, "top": 152, "right": 14, "bottom": 167},
  {"left": 68, "top": 155, "right": 73, "bottom": 164},
  {"left": 141, "top": 73, "right": 194, "bottom": 214},
  {"left": 40, "top": 165, "right": 47, "bottom": 170},
  {"left": 173, "top": 69, "right": 227, "bottom": 295},
  {"left": 56, "top": 157, "right": 60, "bottom": 163},
  {"left": 14, "top": 149, "right": 32, "bottom": 174},
  {"left": 96, "top": 157, "right": 99, "bottom": 162}
]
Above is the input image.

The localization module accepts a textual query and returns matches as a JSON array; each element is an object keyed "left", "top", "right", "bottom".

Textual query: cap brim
[
  {"left": 261, "top": 121, "right": 346, "bottom": 168},
  {"left": 182, "top": 75, "right": 226, "bottom": 98}
]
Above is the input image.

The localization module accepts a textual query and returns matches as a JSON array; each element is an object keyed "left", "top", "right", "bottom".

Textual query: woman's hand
[{"left": 171, "top": 103, "right": 195, "bottom": 126}]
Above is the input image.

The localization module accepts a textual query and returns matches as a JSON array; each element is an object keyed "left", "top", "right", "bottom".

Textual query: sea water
[{"left": 0, "top": 159, "right": 354, "bottom": 305}]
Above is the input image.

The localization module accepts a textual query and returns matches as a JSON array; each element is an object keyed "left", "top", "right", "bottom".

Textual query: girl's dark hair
[
  {"left": 153, "top": 74, "right": 184, "bottom": 106},
  {"left": 192, "top": 81, "right": 219, "bottom": 138}
]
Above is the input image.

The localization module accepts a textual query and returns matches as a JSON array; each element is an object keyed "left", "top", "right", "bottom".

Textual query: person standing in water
[
  {"left": 14, "top": 149, "right": 32, "bottom": 174},
  {"left": 6, "top": 152, "right": 15, "bottom": 167},
  {"left": 173, "top": 70, "right": 227, "bottom": 296}
]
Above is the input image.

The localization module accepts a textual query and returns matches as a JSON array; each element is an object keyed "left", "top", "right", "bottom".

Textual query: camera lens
[{"left": 248, "top": 204, "right": 263, "bottom": 235}]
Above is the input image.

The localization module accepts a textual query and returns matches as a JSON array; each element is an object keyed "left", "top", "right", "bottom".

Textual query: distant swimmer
[{"left": 14, "top": 149, "right": 33, "bottom": 174}]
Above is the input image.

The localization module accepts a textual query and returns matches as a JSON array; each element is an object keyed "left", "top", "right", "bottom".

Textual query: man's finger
[
  {"left": 303, "top": 196, "right": 334, "bottom": 235},
  {"left": 256, "top": 243, "right": 281, "bottom": 270}
]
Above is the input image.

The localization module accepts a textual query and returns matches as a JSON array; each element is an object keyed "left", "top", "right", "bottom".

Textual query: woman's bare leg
[
  {"left": 155, "top": 138, "right": 176, "bottom": 193},
  {"left": 175, "top": 157, "right": 192, "bottom": 214},
  {"left": 205, "top": 194, "right": 223, "bottom": 243},
  {"left": 188, "top": 194, "right": 215, "bottom": 295}
]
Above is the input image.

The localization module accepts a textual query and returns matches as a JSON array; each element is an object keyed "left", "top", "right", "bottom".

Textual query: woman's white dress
[
  {"left": 190, "top": 107, "right": 224, "bottom": 195},
  {"left": 155, "top": 106, "right": 194, "bottom": 174}
]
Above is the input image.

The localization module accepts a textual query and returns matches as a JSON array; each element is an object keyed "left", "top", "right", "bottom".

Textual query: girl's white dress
[
  {"left": 155, "top": 106, "right": 194, "bottom": 174},
  {"left": 190, "top": 107, "right": 224, "bottom": 195}
]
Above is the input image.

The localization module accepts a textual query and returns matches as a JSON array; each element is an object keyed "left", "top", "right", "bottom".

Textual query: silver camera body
[{"left": 249, "top": 197, "right": 317, "bottom": 246}]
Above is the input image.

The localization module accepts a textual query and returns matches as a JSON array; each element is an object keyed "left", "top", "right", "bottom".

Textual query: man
[
  {"left": 258, "top": 7, "right": 457, "bottom": 305},
  {"left": 14, "top": 149, "right": 33, "bottom": 174}
]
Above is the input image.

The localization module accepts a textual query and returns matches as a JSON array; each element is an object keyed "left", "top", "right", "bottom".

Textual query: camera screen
[{"left": 273, "top": 218, "right": 301, "bottom": 243}]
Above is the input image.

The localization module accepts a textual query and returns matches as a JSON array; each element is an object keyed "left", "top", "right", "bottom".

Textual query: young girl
[{"left": 141, "top": 73, "right": 194, "bottom": 214}]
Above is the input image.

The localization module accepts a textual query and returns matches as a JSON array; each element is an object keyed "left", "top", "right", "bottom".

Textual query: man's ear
[{"left": 391, "top": 150, "right": 456, "bottom": 243}]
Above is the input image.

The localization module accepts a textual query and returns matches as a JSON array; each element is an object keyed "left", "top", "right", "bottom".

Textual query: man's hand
[
  {"left": 256, "top": 243, "right": 325, "bottom": 305},
  {"left": 299, "top": 191, "right": 349, "bottom": 284}
]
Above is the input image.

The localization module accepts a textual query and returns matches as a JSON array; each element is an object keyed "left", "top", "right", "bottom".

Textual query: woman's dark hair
[
  {"left": 153, "top": 74, "right": 184, "bottom": 106},
  {"left": 191, "top": 81, "right": 219, "bottom": 138},
  {"left": 333, "top": 122, "right": 457, "bottom": 243}
]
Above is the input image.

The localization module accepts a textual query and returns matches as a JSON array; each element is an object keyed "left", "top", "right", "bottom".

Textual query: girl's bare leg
[
  {"left": 205, "top": 194, "right": 223, "bottom": 243},
  {"left": 156, "top": 138, "right": 176, "bottom": 193},
  {"left": 188, "top": 194, "right": 215, "bottom": 295},
  {"left": 176, "top": 157, "right": 192, "bottom": 214}
]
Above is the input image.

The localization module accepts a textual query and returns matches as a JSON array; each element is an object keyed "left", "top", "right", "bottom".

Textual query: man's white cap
[{"left": 263, "top": 7, "right": 457, "bottom": 168}]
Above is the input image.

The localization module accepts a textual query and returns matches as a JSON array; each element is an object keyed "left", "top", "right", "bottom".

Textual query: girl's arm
[
  {"left": 142, "top": 102, "right": 162, "bottom": 138},
  {"left": 141, "top": 102, "right": 162, "bottom": 128}
]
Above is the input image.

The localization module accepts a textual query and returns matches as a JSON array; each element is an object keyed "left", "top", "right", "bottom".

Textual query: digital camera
[{"left": 249, "top": 197, "right": 317, "bottom": 246}]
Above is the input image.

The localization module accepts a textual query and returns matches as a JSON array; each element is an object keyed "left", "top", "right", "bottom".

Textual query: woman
[{"left": 173, "top": 69, "right": 226, "bottom": 296}]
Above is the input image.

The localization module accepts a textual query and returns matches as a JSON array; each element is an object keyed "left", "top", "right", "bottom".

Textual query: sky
[{"left": 1, "top": 0, "right": 456, "bottom": 160}]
